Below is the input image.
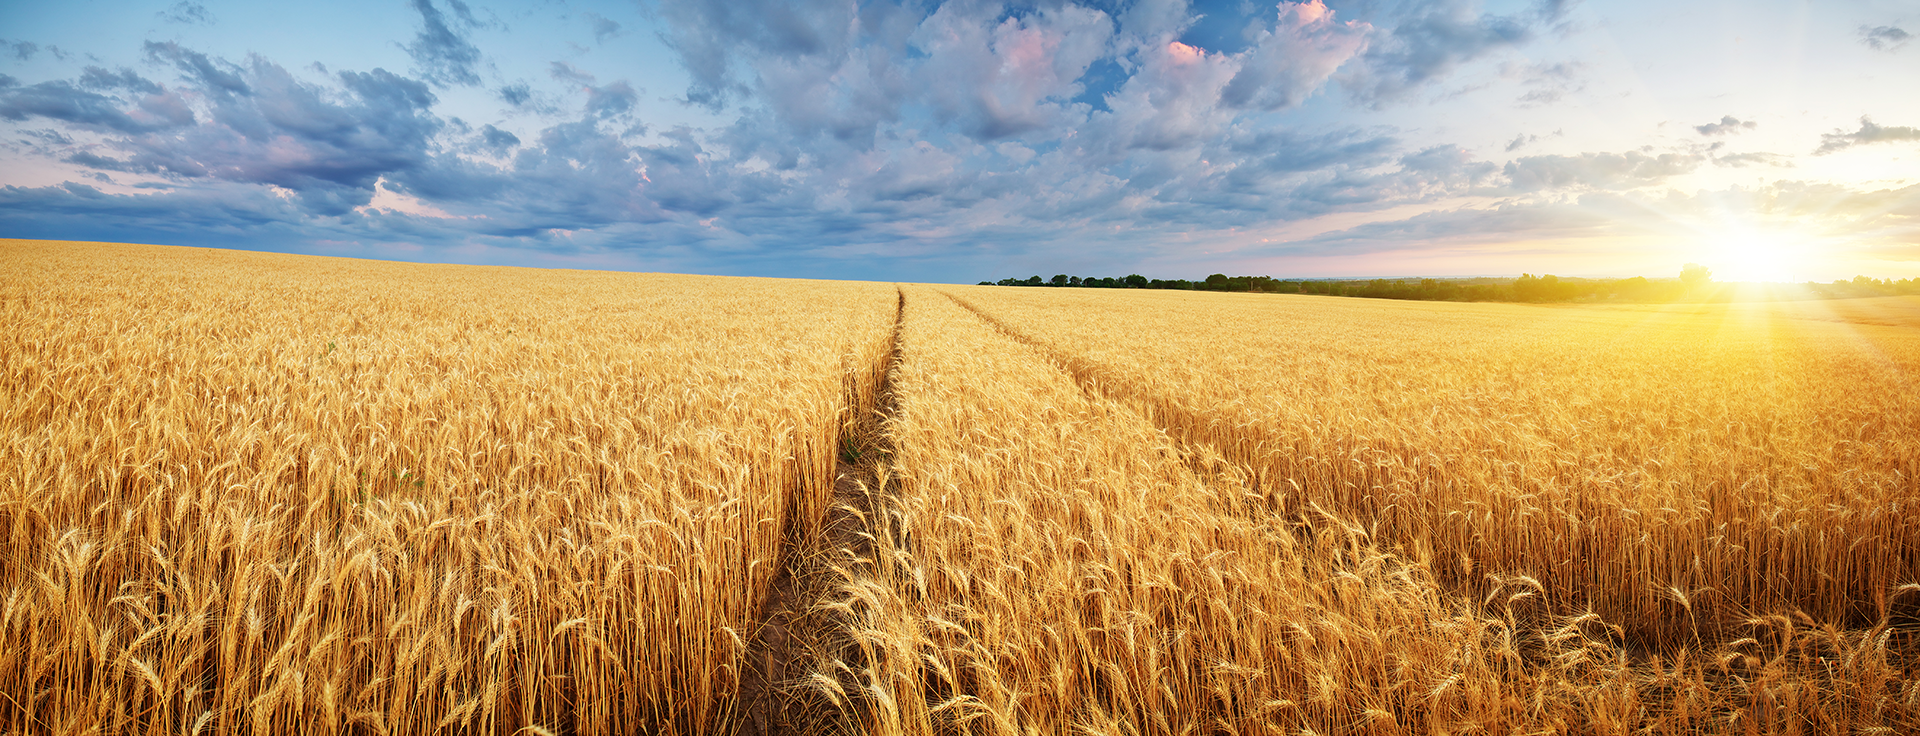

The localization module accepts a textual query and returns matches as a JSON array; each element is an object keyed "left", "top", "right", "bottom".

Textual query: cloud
[
  {"left": 5, "top": 2, "right": 1717, "bottom": 281},
  {"left": 1264, "top": 180, "right": 1920, "bottom": 258},
  {"left": 1505, "top": 133, "right": 1537, "bottom": 152},
  {"left": 1218, "top": 2, "right": 1371, "bottom": 111},
  {"left": 27, "top": 49, "right": 444, "bottom": 216},
  {"left": 158, "top": 1, "right": 215, "bottom": 25},
  {"left": 1860, "top": 25, "right": 1911, "bottom": 51},
  {"left": 655, "top": 0, "right": 860, "bottom": 110},
  {"left": 909, "top": 3, "right": 1113, "bottom": 140},
  {"left": 584, "top": 12, "right": 622, "bottom": 43},
  {"left": 1816, "top": 117, "right": 1920, "bottom": 154},
  {"left": 79, "top": 66, "right": 162, "bottom": 95},
  {"left": 144, "top": 41, "right": 250, "bottom": 96},
  {"left": 1503, "top": 150, "right": 1703, "bottom": 191},
  {"left": 1510, "top": 61, "right": 1583, "bottom": 106},
  {"left": 1340, "top": 2, "right": 1538, "bottom": 104},
  {"left": 585, "top": 81, "right": 638, "bottom": 117},
  {"left": 404, "top": 0, "right": 484, "bottom": 87},
  {"left": 1695, "top": 115, "right": 1755, "bottom": 136},
  {"left": 478, "top": 124, "right": 519, "bottom": 153},
  {"left": 0, "top": 79, "right": 190, "bottom": 133},
  {"left": 498, "top": 82, "right": 532, "bottom": 106},
  {"left": 1712, "top": 151, "right": 1789, "bottom": 168},
  {"left": 0, "top": 181, "right": 308, "bottom": 237},
  {"left": 549, "top": 61, "right": 595, "bottom": 84},
  {"left": 2, "top": 40, "right": 66, "bottom": 62},
  {"left": 1268, "top": 198, "right": 1619, "bottom": 255}
]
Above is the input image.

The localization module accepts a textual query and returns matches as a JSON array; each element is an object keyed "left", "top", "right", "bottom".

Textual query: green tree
[{"left": 1680, "top": 263, "right": 1712, "bottom": 286}]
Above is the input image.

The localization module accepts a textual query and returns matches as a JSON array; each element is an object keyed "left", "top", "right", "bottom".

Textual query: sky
[{"left": 1, "top": 0, "right": 1916, "bottom": 283}]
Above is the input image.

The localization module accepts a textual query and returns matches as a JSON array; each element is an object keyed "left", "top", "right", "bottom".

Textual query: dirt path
[{"left": 737, "top": 288, "right": 905, "bottom": 735}]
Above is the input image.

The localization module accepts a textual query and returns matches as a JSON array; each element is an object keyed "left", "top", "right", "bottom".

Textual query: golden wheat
[
  {"left": 7, "top": 240, "right": 1916, "bottom": 735},
  {"left": 882, "top": 284, "right": 1918, "bottom": 733},
  {"left": 806, "top": 287, "right": 1649, "bottom": 735},
  {"left": 0, "top": 240, "right": 896, "bottom": 734}
]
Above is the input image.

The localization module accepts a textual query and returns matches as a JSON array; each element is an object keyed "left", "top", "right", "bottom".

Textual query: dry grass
[{"left": 0, "top": 240, "right": 896, "bottom": 734}]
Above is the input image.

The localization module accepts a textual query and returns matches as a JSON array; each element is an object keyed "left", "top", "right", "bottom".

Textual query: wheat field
[
  {"left": 0, "top": 240, "right": 896, "bottom": 734},
  {"left": 3, "top": 240, "right": 1916, "bottom": 734}
]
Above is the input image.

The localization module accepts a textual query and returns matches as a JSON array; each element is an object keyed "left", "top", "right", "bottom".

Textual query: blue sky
[{"left": 2, "top": 0, "right": 1916, "bottom": 282}]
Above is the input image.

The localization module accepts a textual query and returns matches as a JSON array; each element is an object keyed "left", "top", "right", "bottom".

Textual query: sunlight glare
[{"left": 1707, "top": 228, "right": 1816, "bottom": 283}]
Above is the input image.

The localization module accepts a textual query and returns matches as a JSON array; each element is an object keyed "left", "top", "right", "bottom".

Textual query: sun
[{"left": 1704, "top": 227, "right": 1816, "bottom": 283}]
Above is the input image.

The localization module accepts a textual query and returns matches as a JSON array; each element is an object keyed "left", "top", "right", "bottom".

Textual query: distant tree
[
  {"left": 1680, "top": 263, "right": 1712, "bottom": 286},
  {"left": 1203, "top": 273, "right": 1229, "bottom": 290},
  {"left": 1024, "top": 275, "right": 1044, "bottom": 286},
  {"left": 1124, "top": 274, "right": 1148, "bottom": 288},
  {"left": 1514, "top": 273, "right": 1543, "bottom": 301},
  {"left": 978, "top": 281, "right": 994, "bottom": 285},
  {"left": 1069, "top": 276, "right": 1083, "bottom": 287},
  {"left": 1050, "top": 274, "right": 1070, "bottom": 287}
]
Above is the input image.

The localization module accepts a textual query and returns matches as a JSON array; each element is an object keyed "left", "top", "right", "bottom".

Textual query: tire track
[
  {"left": 939, "top": 290, "right": 1288, "bottom": 519},
  {"left": 738, "top": 287, "right": 906, "bottom": 736}
]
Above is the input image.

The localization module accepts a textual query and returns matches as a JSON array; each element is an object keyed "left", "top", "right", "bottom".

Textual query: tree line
[{"left": 980, "top": 267, "right": 1920, "bottom": 303}]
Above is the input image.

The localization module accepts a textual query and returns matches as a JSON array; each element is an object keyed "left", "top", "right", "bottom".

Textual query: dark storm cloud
[
  {"left": 405, "top": 0, "right": 485, "bottom": 87},
  {"left": 1695, "top": 115, "right": 1755, "bottom": 136},
  {"left": 1860, "top": 25, "right": 1910, "bottom": 51},
  {"left": 1815, "top": 117, "right": 1920, "bottom": 154}
]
